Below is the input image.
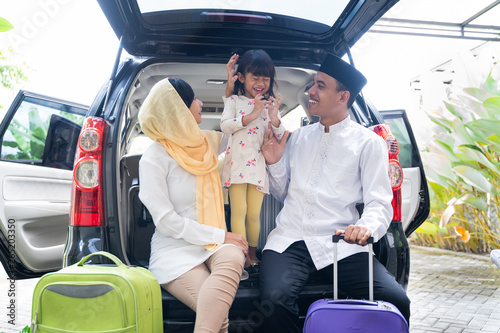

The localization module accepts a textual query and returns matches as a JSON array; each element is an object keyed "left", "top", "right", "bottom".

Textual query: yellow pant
[{"left": 228, "top": 183, "right": 264, "bottom": 247}]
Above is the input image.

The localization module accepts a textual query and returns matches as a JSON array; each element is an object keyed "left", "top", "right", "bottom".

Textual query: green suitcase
[{"left": 31, "top": 251, "right": 163, "bottom": 332}]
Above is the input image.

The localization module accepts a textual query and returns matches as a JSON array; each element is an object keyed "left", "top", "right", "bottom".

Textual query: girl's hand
[
  {"left": 268, "top": 93, "right": 282, "bottom": 127},
  {"left": 243, "top": 94, "right": 267, "bottom": 126},
  {"left": 253, "top": 93, "right": 269, "bottom": 114},
  {"left": 225, "top": 54, "right": 239, "bottom": 98},
  {"left": 224, "top": 231, "right": 249, "bottom": 256}
]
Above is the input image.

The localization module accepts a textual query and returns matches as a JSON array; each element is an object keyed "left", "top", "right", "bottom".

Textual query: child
[{"left": 220, "top": 50, "right": 285, "bottom": 270}]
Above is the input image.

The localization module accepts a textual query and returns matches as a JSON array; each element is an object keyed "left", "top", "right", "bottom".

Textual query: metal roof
[{"left": 369, "top": 0, "right": 500, "bottom": 42}]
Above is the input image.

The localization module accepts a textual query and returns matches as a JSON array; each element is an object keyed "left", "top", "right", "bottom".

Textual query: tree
[{"left": 0, "top": 17, "right": 29, "bottom": 111}]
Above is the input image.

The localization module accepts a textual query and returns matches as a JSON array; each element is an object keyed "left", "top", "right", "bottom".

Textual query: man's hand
[
  {"left": 335, "top": 225, "right": 372, "bottom": 246},
  {"left": 225, "top": 54, "right": 239, "bottom": 98},
  {"left": 262, "top": 122, "right": 290, "bottom": 165}
]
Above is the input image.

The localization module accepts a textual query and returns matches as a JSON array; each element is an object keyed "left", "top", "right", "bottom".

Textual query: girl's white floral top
[{"left": 220, "top": 95, "right": 285, "bottom": 194}]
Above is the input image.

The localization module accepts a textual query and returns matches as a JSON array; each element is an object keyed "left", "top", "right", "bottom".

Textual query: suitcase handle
[
  {"left": 77, "top": 251, "right": 125, "bottom": 267},
  {"left": 332, "top": 234, "right": 374, "bottom": 302},
  {"left": 332, "top": 234, "right": 373, "bottom": 244},
  {"left": 327, "top": 300, "right": 375, "bottom": 306}
]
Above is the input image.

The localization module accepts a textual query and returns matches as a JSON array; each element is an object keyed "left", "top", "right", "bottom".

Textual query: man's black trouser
[{"left": 259, "top": 241, "right": 410, "bottom": 333}]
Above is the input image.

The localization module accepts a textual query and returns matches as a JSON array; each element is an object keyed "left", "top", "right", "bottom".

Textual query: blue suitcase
[{"left": 303, "top": 235, "right": 408, "bottom": 333}]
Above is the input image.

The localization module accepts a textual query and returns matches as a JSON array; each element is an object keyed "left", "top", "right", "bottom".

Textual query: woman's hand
[
  {"left": 225, "top": 54, "right": 239, "bottom": 98},
  {"left": 224, "top": 231, "right": 249, "bottom": 256}
]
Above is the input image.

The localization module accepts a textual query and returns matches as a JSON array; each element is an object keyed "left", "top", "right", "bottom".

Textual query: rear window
[{"left": 137, "top": 0, "right": 350, "bottom": 33}]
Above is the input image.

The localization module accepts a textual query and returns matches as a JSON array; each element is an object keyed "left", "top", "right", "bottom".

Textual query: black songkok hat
[{"left": 318, "top": 53, "right": 367, "bottom": 97}]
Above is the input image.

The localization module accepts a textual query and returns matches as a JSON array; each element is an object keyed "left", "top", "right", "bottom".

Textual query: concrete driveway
[
  {"left": 1, "top": 245, "right": 499, "bottom": 332},
  {"left": 408, "top": 245, "right": 500, "bottom": 332}
]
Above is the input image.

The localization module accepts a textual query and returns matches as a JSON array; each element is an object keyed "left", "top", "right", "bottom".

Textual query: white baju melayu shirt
[{"left": 264, "top": 116, "right": 393, "bottom": 270}]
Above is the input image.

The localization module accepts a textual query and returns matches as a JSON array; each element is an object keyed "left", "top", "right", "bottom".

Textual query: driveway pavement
[
  {"left": 1, "top": 245, "right": 499, "bottom": 332},
  {"left": 407, "top": 245, "right": 500, "bottom": 333}
]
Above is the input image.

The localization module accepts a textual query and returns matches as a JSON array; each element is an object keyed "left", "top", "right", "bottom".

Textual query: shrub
[{"left": 414, "top": 57, "right": 500, "bottom": 253}]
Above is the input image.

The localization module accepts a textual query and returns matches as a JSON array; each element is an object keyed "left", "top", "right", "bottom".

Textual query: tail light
[
  {"left": 70, "top": 117, "right": 107, "bottom": 226},
  {"left": 373, "top": 124, "right": 403, "bottom": 222}
]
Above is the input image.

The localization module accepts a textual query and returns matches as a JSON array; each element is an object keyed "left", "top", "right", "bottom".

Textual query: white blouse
[
  {"left": 139, "top": 139, "right": 230, "bottom": 284},
  {"left": 265, "top": 117, "right": 393, "bottom": 270}
]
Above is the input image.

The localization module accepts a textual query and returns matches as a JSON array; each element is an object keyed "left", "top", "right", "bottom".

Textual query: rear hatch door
[{"left": 97, "top": 0, "right": 398, "bottom": 61}]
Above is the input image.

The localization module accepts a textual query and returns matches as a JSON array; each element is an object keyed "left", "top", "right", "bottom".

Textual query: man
[{"left": 259, "top": 53, "right": 410, "bottom": 332}]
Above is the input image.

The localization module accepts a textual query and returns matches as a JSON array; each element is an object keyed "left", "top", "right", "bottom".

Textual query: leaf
[
  {"left": 452, "top": 160, "right": 481, "bottom": 171},
  {"left": 429, "top": 116, "right": 452, "bottom": 133},
  {"left": 415, "top": 221, "right": 438, "bottom": 235},
  {"left": 2, "top": 140, "right": 20, "bottom": 148},
  {"left": 20, "top": 324, "right": 31, "bottom": 333},
  {"left": 421, "top": 152, "right": 457, "bottom": 183},
  {"left": 435, "top": 140, "right": 460, "bottom": 162},
  {"left": 0, "top": 17, "right": 14, "bottom": 32},
  {"left": 28, "top": 108, "right": 48, "bottom": 159},
  {"left": 486, "top": 135, "right": 500, "bottom": 152},
  {"left": 456, "top": 145, "right": 498, "bottom": 172},
  {"left": 483, "top": 97, "right": 500, "bottom": 121},
  {"left": 482, "top": 71, "right": 500, "bottom": 95},
  {"left": 453, "top": 165, "right": 497, "bottom": 195},
  {"left": 467, "top": 119, "right": 500, "bottom": 137},
  {"left": 458, "top": 93, "right": 489, "bottom": 119},
  {"left": 463, "top": 87, "right": 493, "bottom": 102},
  {"left": 451, "top": 118, "right": 476, "bottom": 146},
  {"left": 426, "top": 171, "right": 453, "bottom": 191},
  {"left": 427, "top": 216, "right": 440, "bottom": 224},
  {"left": 444, "top": 101, "right": 463, "bottom": 121},
  {"left": 464, "top": 122, "right": 492, "bottom": 145},
  {"left": 458, "top": 144, "right": 482, "bottom": 153},
  {"left": 8, "top": 125, "right": 31, "bottom": 158},
  {"left": 464, "top": 196, "right": 488, "bottom": 211}
]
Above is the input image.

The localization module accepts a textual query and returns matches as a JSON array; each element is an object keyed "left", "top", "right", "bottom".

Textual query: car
[{"left": 0, "top": 0, "right": 430, "bottom": 331}]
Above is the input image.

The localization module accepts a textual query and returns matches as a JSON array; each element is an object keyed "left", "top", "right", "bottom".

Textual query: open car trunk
[{"left": 113, "top": 59, "right": 427, "bottom": 330}]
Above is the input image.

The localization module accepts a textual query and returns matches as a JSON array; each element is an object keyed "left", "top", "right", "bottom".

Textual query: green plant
[
  {"left": 0, "top": 16, "right": 14, "bottom": 32},
  {"left": 3, "top": 107, "right": 47, "bottom": 161},
  {"left": 414, "top": 61, "right": 500, "bottom": 253},
  {"left": 20, "top": 325, "right": 30, "bottom": 333},
  {"left": 1, "top": 48, "right": 28, "bottom": 91},
  {"left": 0, "top": 17, "right": 29, "bottom": 110}
]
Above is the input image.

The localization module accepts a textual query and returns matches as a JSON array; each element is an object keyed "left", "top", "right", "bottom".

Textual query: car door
[
  {"left": 380, "top": 109, "right": 430, "bottom": 236},
  {"left": 0, "top": 91, "right": 87, "bottom": 279}
]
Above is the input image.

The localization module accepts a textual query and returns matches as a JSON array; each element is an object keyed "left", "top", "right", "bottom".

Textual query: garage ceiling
[{"left": 370, "top": 0, "right": 500, "bottom": 42}]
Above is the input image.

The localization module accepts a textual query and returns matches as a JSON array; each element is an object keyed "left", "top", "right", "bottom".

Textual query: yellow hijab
[{"left": 138, "top": 78, "right": 225, "bottom": 251}]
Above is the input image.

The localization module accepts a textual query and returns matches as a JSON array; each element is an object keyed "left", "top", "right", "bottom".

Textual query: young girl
[{"left": 220, "top": 50, "right": 285, "bottom": 270}]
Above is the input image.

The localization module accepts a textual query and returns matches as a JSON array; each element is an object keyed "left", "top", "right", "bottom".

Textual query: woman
[{"left": 138, "top": 78, "right": 248, "bottom": 333}]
